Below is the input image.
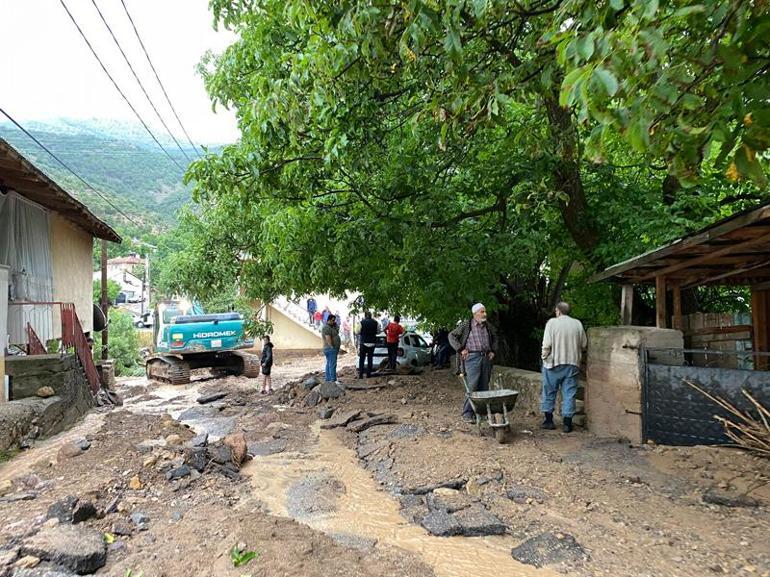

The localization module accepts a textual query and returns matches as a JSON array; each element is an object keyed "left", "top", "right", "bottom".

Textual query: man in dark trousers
[
  {"left": 449, "top": 303, "right": 497, "bottom": 422},
  {"left": 358, "top": 311, "right": 379, "bottom": 379},
  {"left": 306, "top": 297, "right": 317, "bottom": 325}
]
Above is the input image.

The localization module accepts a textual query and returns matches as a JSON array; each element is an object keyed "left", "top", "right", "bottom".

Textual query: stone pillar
[
  {"left": 0, "top": 265, "right": 8, "bottom": 403},
  {"left": 586, "top": 326, "right": 683, "bottom": 443}
]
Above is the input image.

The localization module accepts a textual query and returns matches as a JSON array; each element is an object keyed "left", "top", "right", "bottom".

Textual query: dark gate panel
[{"left": 643, "top": 348, "right": 770, "bottom": 446}]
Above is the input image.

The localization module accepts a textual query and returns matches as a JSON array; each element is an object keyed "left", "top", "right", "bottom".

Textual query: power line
[
  {"left": 119, "top": 0, "right": 203, "bottom": 159},
  {"left": 58, "top": 0, "right": 186, "bottom": 172},
  {"left": 89, "top": 0, "right": 192, "bottom": 163},
  {"left": 0, "top": 106, "right": 144, "bottom": 229}
]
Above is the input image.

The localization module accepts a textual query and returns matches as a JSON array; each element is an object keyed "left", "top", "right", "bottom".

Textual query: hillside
[{"left": 0, "top": 118, "right": 219, "bottom": 236}]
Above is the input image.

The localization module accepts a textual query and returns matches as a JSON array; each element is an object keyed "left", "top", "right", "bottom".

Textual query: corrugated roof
[{"left": 0, "top": 138, "right": 121, "bottom": 243}]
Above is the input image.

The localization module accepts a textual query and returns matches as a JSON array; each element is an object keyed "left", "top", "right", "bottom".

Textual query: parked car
[
  {"left": 134, "top": 311, "right": 154, "bottom": 329},
  {"left": 373, "top": 331, "right": 431, "bottom": 369}
]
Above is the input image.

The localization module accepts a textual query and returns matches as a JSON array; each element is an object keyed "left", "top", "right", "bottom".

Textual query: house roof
[
  {"left": 591, "top": 200, "right": 770, "bottom": 288},
  {"left": 0, "top": 138, "right": 121, "bottom": 243},
  {"left": 108, "top": 256, "right": 143, "bottom": 265}
]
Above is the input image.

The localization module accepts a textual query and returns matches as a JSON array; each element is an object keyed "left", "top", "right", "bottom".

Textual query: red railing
[
  {"left": 61, "top": 303, "right": 101, "bottom": 395},
  {"left": 26, "top": 322, "right": 47, "bottom": 355},
  {"left": 7, "top": 301, "right": 101, "bottom": 395}
]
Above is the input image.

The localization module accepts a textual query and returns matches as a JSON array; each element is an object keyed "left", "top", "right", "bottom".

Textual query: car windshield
[{"left": 412, "top": 335, "right": 428, "bottom": 348}]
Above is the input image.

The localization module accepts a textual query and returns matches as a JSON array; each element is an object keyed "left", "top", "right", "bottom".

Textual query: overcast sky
[{"left": 0, "top": 0, "right": 239, "bottom": 143}]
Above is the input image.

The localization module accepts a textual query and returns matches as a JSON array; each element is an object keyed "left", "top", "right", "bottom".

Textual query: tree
[
  {"left": 93, "top": 279, "right": 121, "bottom": 305},
  {"left": 174, "top": 1, "right": 768, "bottom": 367},
  {"left": 105, "top": 308, "right": 142, "bottom": 376}
]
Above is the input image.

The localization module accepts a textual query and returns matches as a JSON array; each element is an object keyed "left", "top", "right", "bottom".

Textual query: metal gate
[{"left": 642, "top": 348, "right": 770, "bottom": 446}]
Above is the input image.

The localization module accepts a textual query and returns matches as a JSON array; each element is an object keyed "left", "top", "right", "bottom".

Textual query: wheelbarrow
[{"left": 462, "top": 375, "right": 519, "bottom": 443}]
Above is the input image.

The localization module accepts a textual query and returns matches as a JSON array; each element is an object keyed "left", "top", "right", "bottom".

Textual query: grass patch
[{"left": 0, "top": 449, "right": 19, "bottom": 463}]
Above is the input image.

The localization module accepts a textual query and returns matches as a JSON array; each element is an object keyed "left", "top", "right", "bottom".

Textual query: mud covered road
[{"left": 0, "top": 351, "right": 768, "bottom": 577}]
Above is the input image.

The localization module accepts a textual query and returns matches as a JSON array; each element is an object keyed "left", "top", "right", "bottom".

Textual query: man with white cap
[{"left": 449, "top": 303, "right": 498, "bottom": 422}]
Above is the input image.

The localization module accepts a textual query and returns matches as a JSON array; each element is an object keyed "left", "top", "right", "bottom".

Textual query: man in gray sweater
[{"left": 541, "top": 301, "right": 587, "bottom": 432}]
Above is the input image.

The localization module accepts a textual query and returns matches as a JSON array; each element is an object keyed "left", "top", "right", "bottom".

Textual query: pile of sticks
[{"left": 685, "top": 380, "right": 770, "bottom": 458}]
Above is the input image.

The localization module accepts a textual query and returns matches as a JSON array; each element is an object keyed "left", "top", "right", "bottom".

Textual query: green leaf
[
  {"left": 594, "top": 68, "right": 619, "bottom": 96},
  {"left": 576, "top": 34, "right": 594, "bottom": 61},
  {"left": 628, "top": 117, "right": 651, "bottom": 151},
  {"left": 610, "top": 0, "right": 624, "bottom": 10},
  {"left": 673, "top": 5, "right": 705, "bottom": 18},
  {"left": 734, "top": 146, "right": 768, "bottom": 187},
  {"left": 472, "top": 0, "right": 487, "bottom": 18},
  {"left": 559, "top": 67, "right": 586, "bottom": 107},
  {"left": 642, "top": 0, "right": 659, "bottom": 21}
]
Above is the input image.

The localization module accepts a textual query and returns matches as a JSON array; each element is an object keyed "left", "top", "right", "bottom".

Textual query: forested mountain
[{"left": 0, "top": 118, "right": 217, "bottom": 238}]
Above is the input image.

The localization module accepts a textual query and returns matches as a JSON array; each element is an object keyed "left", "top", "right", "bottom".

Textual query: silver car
[{"left": 373, "top": 332, "right": 431, "bottom": 369}]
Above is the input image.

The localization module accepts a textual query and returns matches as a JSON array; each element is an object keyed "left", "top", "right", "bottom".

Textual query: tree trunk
[{"left": 543, "top": 96, "right": 600, "bottom": 258}]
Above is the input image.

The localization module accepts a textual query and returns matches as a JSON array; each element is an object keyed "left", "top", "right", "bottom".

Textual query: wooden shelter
[{"left": 591, "top": 201, "right": 770, "bottom": 353}]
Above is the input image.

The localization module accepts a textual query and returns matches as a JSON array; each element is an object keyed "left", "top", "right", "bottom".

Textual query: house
[
  {"left": 0, "top": 138, "right": 121, "bottom": 400},
  {"left": 93, "top": 266, "right": 144, "bottom": 303}
]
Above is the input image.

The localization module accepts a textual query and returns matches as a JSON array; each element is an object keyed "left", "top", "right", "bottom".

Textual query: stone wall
[
  {"left": 0, "top": 354, "right": 93, "bottom": 450},
  {"left": 492, "top": 366, "right": 586, "bottom": 423},
  {"left": 586, "top": 326, "right": 683, "bottom": 444}
]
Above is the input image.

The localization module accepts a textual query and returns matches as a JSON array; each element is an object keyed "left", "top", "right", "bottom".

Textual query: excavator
[{"left": 145, "top": 300, "right": 260, "bottom": 385}]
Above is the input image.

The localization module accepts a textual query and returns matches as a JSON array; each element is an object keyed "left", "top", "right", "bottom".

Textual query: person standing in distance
[
  {"left": 384, "top": 315, "right": 405, "bottom": 370},
  {"left": 541, "top": 301, "right": 587, "bottom": 433},
  {"left": 358, "top": 311, "right": 379, "bottom": 379},
  {"left": 306, "top": 297, "right": 317, "bottom": 325},
  {"left": 321, "top": 314, "right": 342, "bottom": 385}
]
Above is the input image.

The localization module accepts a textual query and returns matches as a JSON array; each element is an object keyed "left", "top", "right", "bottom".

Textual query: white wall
[
  {"left": 50, "top": 215, "right": 94, "bottom": 333},
  {"left": 0, "top": 265, "right": 9, "bottom": 402}
]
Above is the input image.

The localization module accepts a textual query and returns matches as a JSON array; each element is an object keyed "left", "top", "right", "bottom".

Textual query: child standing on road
[{"left": 260, "top": 335, "right": 274, "bottom": 394}]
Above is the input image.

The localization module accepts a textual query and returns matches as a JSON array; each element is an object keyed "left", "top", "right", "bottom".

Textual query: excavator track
[
  {"left": 233, "top": 351, "right": 261, "bottom": 378},
  {"left": 146, "top": 357, "right": 191, "bottom": 385}
]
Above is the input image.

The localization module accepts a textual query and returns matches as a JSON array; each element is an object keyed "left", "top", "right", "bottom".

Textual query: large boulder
[
  {"left": 223, "top": 432, "right": 248, "bottom": 466},
  {"left": 511, "top": 531, "right": 589, "bottom": 568},
  {"left": 318, "top": 382, "right": 344, "bottom": 400},
  {"left": 19, "top": 525, "right": 106, "bottom": 574}
]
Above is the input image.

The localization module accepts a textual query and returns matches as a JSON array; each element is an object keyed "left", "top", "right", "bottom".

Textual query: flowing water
[{"left": 243, "top": 423, "right": 555, "bottom": 577}]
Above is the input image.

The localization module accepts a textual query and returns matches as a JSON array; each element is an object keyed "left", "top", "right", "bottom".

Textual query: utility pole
[{"left": 100, "top": 239, "right": 109, "bottom": 360}]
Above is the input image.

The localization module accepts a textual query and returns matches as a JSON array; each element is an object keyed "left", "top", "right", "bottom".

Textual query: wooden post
[
  {"left": 672, "top": 284, "right": 682, "bottom": 331},
  {"left": 100, "top": 239, "right": 109, "bottom": 361},
  {"left": 620, "top": 284, "right": 634, "bottom": 325},
  {"left": 751, "top": 286, "right": 769, "bottom": 370},
  {"left": 655, "top": 275, "right": 667, "bottom": 329}
]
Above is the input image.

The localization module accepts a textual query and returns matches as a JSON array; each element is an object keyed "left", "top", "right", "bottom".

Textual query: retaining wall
[{"left": 0, "top": 354, "right": 93, "bottom": 450}]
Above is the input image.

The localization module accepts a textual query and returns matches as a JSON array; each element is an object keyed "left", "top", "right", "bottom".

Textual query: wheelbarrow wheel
[{"left": 493, "top": 413, "right": 506, "bottom": 444}]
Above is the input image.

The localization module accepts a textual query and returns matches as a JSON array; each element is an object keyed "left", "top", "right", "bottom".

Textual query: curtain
[{"left": 0, "top": 191, "right": 54, "bottom": 345}]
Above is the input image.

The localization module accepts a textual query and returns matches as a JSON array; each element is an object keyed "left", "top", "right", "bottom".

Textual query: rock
[
  {"left": 14, "top": 556, "right": 40, "bottom": 569},
  {"left": 319, "top": 407, "right": 335, "bottom": 420},
  {"left": 330, "top": 533, "right": 377, "bottom": 551},
  {"left": 347, "top": 414, "right": 397, "bottom": 433},
  {"left": 303, "top": 376, "right": 320, "bottom": 389},
  {"left": 420, "top": 510, "right": 462, "bottom": 537},
  {"left": 108, "top": 541, "right": 127, "bottom": 553},
  {"left": 104, "top": 497, "right": 120, "bottom": 515},
  {"left": 42, "top": 519, "right": 59, "bottom": 529},
  {"left": 357, "top": 441, "right": 389, "bottom": 460},
  {"left": 187, "top": 433, "right": 209, "bottom": 448},
  {"left": 506, "top": 484, "right": 547, "bottom": 504},
  {"left": 321, "top": 410, "right": 363, "bottom": 430},
  {"left": 56, "top": 443, "right": 82, "bottom": 460},
  {"left": 13, "top": 568, "right": 78, "bottom": 577},
  {"left": 46, "top": 497, "right": 78, "bottom": 524},
  {"left": 207, "top": 445, "right": 232, "bottom": 465},
  {"left": 112, "top": 522, "right": 133, "bottom": 537},
  {"left": 427, "top": 490, "right": 472, "bottom": 514},
  {"left": 165, "top": 465, "right": 191, "bottom": 481},
  {"left": 265, "top": 421, "right": 291, "bottom": 434},
  {"left": 304, "top": 390, "right": 321, "bottom": 407},
  {"left": 702, "top": 490, "right": 760, "bottom": 509},
  {"left": 0, "top": 492, "right": 37, "bottom": 503},
  {"left": 0, "top": 479, "right": 14, "bottom": 496},
  {"left": 403, "top": 478, "right": 467, "bottom": 496},
  {"left": 511, "top": 532, "right": 589, "bottom": 568},
  {"left": 127, "top": 476, "right": 143, "bottom": 491},
  {"left": 0, "top": 549, "right": 17, "bottom": 567},
  {"left": 247, "top": 439, "right": 288, "bottom": 457},
  {"left": 19, "top": 525, "right": 107, "bottom": 574},
  {"left": 130, "top": 512, "right": 150, "bottom": 528},
  {"left": 171, "top": 511, "right": 184, "bottom": 522},
  {"left": 136, "top": 438, "right": 166, "bottom": 453},
  {"left": 465, "top": 478, "right": 485, "bottom": 498},
  {"left": 75, "top": 439, "right": 91, "bottom": 452},
  {"left": 223, "top": 432, "right": 248, "bottom": 466},
  {"left": 196, "top": 392, "right": 228, "bottom": 404},
  {"left": 453, "top": 504, "right": 507, "bottom": 536},
  {"left": 318, "top": 382, "right": 344, "bottom": 400},
  {"left": 164, "top": 434, "right": 182, "bottom": 446},
  {"left": 71, "top": 502, "right": 96, "bottom": 525},
  {"left": 36, "top": 387, "right": 55, "bottom": 398},
  {"left": 184, "top": 447, "right": 208, "bottom": 473},
  {"left": 571, "top": 414, "right": 586, "bottom": 427}
]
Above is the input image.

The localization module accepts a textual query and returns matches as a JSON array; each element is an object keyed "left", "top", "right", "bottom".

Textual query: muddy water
[{"left": 243, "top": 423, "right": 555, "bottom": 577}]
